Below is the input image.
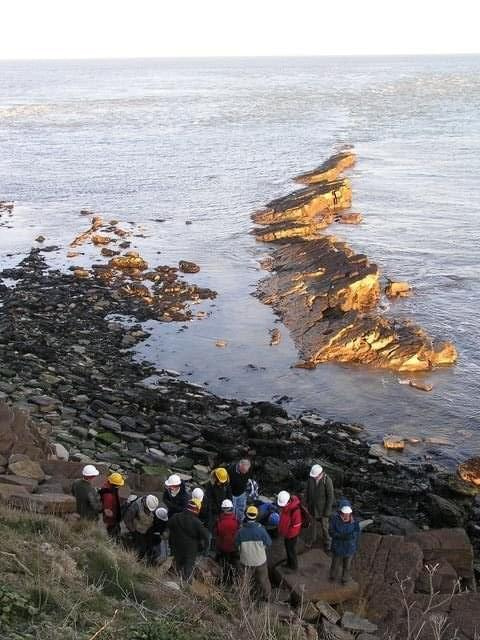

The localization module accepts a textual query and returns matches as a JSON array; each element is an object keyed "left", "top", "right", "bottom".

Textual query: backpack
[{"left": 298, "top": 502, "right": 312, "bottom": 530}]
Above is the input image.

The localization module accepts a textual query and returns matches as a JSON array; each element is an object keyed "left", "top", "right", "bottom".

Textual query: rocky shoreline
[
  {"left": 0, "top": 246, "right": 478, "bottom": 560},
  {"left": 253, "top": 152, "right": 457, "bottom": 375}
]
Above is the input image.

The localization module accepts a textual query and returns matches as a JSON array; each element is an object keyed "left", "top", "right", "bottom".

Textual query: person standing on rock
[
  {"left": 306, "top": 464, "right": 334, "bottom": 551},
  {"left": 71, "top": 464, "right": 102, "bottom": 521},
  {"left": 227, "top": 458, "right": 252, "bottom": 522},
  {"left": 235, "top": 505, "right": 272, "bottom": 601},
  {"left": 99, "top": 472, "right": 125, "bottom": 540},
  {"left": 168, "top": 499, "right": 210, "bottom": 581},
  {"left": 123, "top": 494, "right": 159, "bottom": 560},
  {"left": 328, "top": 498, "right": 360, "bottom": 585},
  {"left": 202, "top": 467, "right": 233, "bottom": 535},
  {"left": 277, "top": 491, "right": 303, "bottom": 572},
  {"left": 214, "top": 499, "right": 240, "bottom": 583},
  {"left": 163, "top": 474, "right": 189, "bottom": 518}
]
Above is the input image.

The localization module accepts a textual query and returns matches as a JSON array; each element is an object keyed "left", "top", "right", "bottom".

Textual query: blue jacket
[
  {"left": 235, "top": 520, "right": 272, "bottom": 567},
  {"left": 329, "top": 499, "right": 360, "bottom": 558}
]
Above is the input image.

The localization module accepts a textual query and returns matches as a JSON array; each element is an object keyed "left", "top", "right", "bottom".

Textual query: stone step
[
  {"left": 0, "top": 474, "right": 39, "bottom": 492},
  {"left": 273, "top": 548, "right": 359, "bottom": 605},
  {"left": 7, "top": 492, "right": 77, "bottom": 514}
]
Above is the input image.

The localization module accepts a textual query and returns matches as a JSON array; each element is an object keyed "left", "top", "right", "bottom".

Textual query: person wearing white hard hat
[
  {"left": 145, "top": 506, "right": 170, "bottom": 564},
  {"left": 163, "top": 474, "right": 189, "bottom": 518},
  {"left": 123, "top": 494, "right": 159, "bottom": 559},
  {"left": 328, "top": 498, "right": 360, "bottom": 584},
  {"left": 192, "top": 487, "right": 204, "bottom": 503},
  {"left": 305, "top": 463, "right": 334, "bottom": 551},
  {"left": 277, "top": 490, "right": 304, "bottom": 572},
  {"left": 214, "top": 499, "right": 240, "bottom": 583},
  {"left": 71, "top": 464, "right": 102, "bottom": 521}
]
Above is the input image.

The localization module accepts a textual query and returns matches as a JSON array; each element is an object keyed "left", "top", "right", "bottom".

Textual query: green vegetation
[{"left": 0, "top": 504, "right": 288, "bottom": 640}]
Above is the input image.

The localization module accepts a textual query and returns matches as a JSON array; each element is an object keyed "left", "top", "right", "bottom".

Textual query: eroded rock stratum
[{"left": 253, "top": 152, "right": 457, "bottom": 372}]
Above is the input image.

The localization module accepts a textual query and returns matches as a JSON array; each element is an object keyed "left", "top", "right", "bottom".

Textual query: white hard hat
[
  {"left": 145, "top": 495, "right": 159, "bottom": 511},
  {"left": 221, "top": 499, "right": 233, "bottom": 510},
  {"left": 340, "top": 505, "right": 353, "bottom": 515},
  {"left": 127, "top": 494, "right": 138, "bottom": 504},
  {"left": 192, "top": 487, "right": 204, "bottom": 501},
  {"left": 155, "top": 507, "right": 168, "bottom": 521},
  {"left": 277, "top": 491, "right": 290, "bottom": 507},
  {"left": 165, "top": 474, "right": 181, "bottom": 487},
  {"left": 310, "top": 464, "right": 323, "bottom": 478},
  {"left": 82, "top": 464, "right": 99, "bottom": 477}
]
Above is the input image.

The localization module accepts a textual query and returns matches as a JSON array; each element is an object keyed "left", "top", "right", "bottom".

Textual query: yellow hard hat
[
  {"left": 108, "top": 472, "right": 125, "bottom": 487},
  {"left": 214, "top": 467, "right": 229, "bottom": 484},
  {"left": 246, "top": 505, "right": 258, "bottom": 519}
]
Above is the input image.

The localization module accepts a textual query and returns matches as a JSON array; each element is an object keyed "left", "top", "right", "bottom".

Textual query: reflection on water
[{"left": 0, "top": 56, "right": 479, "bottom": 462}]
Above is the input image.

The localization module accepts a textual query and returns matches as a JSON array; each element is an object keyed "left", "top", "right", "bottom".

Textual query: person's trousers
[
  {"left": 329, "top": 554, "right": 353, "bottom": 583},
  {"left": 175, "top": 551, "right": 197, "bottom": 582},
  {"left": 241, "top": 563, "right": 271, "bottom": 601},
  {"left": 132, "top": 532, "right": 149, "bottom": 560},
  {"left": 106, "top": 523, "right": 121, "bottom": 541},
  {"left": 217, "top": 551, "right": 239, "bottom": 584},
  {"left": 284, "top": 536, "right": 298, "bottom": 570},
  {"left": 310, "top": 516, "right": 331, "bottom": 549},
  {"left": 232, "top": 493, "right": 247, "bottom": 522}
]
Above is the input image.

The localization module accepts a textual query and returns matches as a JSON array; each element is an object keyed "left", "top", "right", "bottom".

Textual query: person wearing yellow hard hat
[
  {"left": 202, "top": 467, "right": 233, "bottom": 539},
  {"left": 235, "top": 504, "right": 272, "bottom": 601},
  {"left": 99, "top": 471, "right": 125, "bottom": 540}
]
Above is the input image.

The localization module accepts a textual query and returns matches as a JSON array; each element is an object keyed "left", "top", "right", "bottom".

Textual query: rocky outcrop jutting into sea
[{"left": 253, "top": 151, "right": 457, "bottom": 372}]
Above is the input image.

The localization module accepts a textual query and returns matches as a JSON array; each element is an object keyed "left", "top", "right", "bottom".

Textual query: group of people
[{"left": 71, "top": 458, "right": 360, "bottom": 599}]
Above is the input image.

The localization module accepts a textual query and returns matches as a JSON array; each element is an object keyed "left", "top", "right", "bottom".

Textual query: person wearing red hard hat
[{"left": 71, "top": 464, "right": 102, "bottom": 521}]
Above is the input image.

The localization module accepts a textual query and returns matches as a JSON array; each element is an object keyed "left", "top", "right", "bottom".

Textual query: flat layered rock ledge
[{"left": 253, "top": 151, "right": 457, "bottom": 372}]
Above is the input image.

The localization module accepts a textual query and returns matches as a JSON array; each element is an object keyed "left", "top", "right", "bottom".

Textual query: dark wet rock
[
  {"left": 428, "top": 493, "right": 468, "bottom": 528},
  {"left": 179, "top": 260, "right": 200, "bottom": 274}
]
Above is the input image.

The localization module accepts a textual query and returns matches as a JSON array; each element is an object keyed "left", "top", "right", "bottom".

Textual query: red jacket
[
  {"left": 99, "top": 483, "right": 121, "bottom": 527},
  {"left": 215, "top": 512, "right": 240, "bottom": 553},
  {"left": 278, "top": 495, "right": 303, "bottom": 539}
]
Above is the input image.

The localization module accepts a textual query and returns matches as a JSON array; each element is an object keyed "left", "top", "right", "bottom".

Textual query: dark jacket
[
  {"left": 227, "top": 464, "right": 251, "bottom": 497},
  {"left": 163, "top": 482, "right": 189, "bottom": 518},
  {"left": 201, "top": 474, "right": 233, "bottom": 530},
  {"left": 71, "top": 478, "right": 102, "bottom": 520},
  {"left": 278, "top": 495, "right": 303, "bottom": 539},
  {"left": 168, "top": 510, "right": 210, "bottom": 557},
  {"left": 306, "top": 474, "right": 334, "bottom": 518},
  {"left": 215, "top": 512, "right": 240, "bottom": 553},
  {"left": 99, "top": 483, "right": 121, "bottom": 527},
  {"left": 329, "top": 499, "right": 360, "bottom": 558},
  {"left": 146, "top": 515, "right": 168, "bottom": 550}
]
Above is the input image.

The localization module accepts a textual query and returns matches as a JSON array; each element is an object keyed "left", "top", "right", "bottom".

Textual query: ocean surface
[{"left": 0, "top": 56, "right": 479, "bottom": 465}]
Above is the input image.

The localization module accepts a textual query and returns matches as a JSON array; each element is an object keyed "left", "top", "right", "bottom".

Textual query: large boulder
[
  {"left": 0, "top": 402, "right": 50, "bottom": 460},
  {"left": 8, "top": 458, "right": 45, "bottom": 481},
  {"left": 405, "top": 529, "right": 474, "bottom": 581}
]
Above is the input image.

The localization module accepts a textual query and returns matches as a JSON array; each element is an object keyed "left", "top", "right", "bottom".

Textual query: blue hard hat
[{"left": 268, "top": 512, "right": 280, "bottom": 527}]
